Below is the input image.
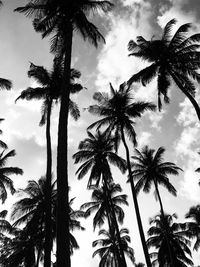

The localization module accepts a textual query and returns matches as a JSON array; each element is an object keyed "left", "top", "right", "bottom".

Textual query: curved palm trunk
[
  {"left": 169, "top": 70, "right": 200, "bottom": 122},
  {"left": 56, "top": 24, "right": 72, "bottom": 267},
  {"left": 44, "top": 98, "right": 53, "bottom": 267},
  {"left": 154, "top": 181, "right": 174, "bottom": 267},
  {"left": 103, "top": 176, "right": 127, "bottom": 267},
  {"left": 120, "top": 127, "right": 152, "bottom": 267}
]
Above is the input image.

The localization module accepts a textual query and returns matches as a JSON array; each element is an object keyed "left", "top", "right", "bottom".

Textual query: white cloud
[
  {"left": 95, "top": 2, "right": 153, "bottom": 90},
  {"left": 138, "top": 131, "right": 152, "bottom": 147}
]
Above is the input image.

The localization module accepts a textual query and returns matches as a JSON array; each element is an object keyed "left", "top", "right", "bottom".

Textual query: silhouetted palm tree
[
  {"left": 93, "top": 228, "right": 135, "bottom": 267},
  {"left": 15, "top": 1, "right": 113, "bottom": 266},
  {"left": 185, "top": 205, "right": 200, "bottom": 252},
  {"left": 73, "top": 130, "right": 127, "bottom": 267},
  {"left": 15, "top": 59, "right": 84, "bottom": 265},
  {"left": 0, "top": 149, "right": 23, "bottom": 203},
  {"left": 11, "top": 176, "right": 84, "bottom": 266},
  {"left": 147, "top": 213, "right": 193, "bottom": 267},
  {"left": 81, "top": 183, "right": 128, "bottom": 230},
  {"left": 128, "top": 19, "right": 200, "bottom": 121},
  {"left": 88, "top": 82, "right": 156, "bottom": 267},
  {"left": 131, "top": 146, "right": 182, "bottom": 266}
]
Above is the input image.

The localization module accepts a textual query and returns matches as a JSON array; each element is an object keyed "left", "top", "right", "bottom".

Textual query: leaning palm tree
[
  {"left": 147, "top": 213, "right": 193, "bottom": 267},
  {"left": 185, "top": 205, "right": 200, "bottom": 252},
  {"left": 73, "top": 130, "right": 127, "bottom": 267},
  {"left": 88, "top": 82, "right": 156, "bottom": 267},
  {"left": 128, "top": 19, "right": 200, "bottom": 121},
  {"left": 15, "top": 58, "right": 84, "bottom": 265},
  {"left": 0, "top": 149, "right": 23, "bottom": 204},
  {"left": 93, "top": 228, "right": 135, "bottom": 267},
  {"left": 15, "top": 1, "right": 113, "bottom": 266},
  {"left": 131, "top": 146, "right": 182, "bottom": 266}
]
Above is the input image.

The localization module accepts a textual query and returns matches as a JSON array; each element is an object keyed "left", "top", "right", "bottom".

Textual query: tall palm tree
[
  {"left": 93, "top": 228, "right": 135, "bottom": 267},
  {"left": 147, "top": 213, "right": 193, "bottom": 267},
  {"left": 131, "top": 146, "right": 182, "bottom": 266},
  {"left": 128, "top": 19, "right": 200, "bottom": 121},
  {"left": 88, "top": 82, "right": 156, "bottom": 267},
  {"left": 0, "top": 149, "right": 23, "bottom": 203},
  {"left": 15, "top": 1, "right": 113, "bottom": 266},
  {"left": 185, "top": 205, "right": 200, "bottom": 252},
  {"left": 73, "top": 130, "right": 127, "bottom": 266},
  {"left": 81, "top": 183, "right": 128, "bottom": 230},
  {"left": 15, "top": 58, "right": 84, "bottom": 266}
]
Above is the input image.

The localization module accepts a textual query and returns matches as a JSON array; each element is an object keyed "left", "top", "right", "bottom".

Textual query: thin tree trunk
[
  {"left": 154, "top": 181, "right": 174, "bottom": 267},
  {"left": 56, "top": 24, "right": 72, "bottom": 267},
  {"left": 103, "top": 177, "right": 127, "bottom": 267},
  {"left": 106, "top": 206, "right": 121, "bottom": 267},
  {"left": 120, "top": 127, "right": 152, "bottom": 267},
  {"left": 170, "top": 70, "right": 200, "bottom": 122},
  {"left": 44, "top": 98, "right": 53, "bottom": 267}
]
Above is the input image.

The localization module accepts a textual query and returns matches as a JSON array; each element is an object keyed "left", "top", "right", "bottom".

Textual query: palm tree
[
  {"left": 11, "top": 176, "right": 84, "bottom": 266},
  {"left": 81, "top": 183, "right": 128, "bottom": 230},
  {"left": 73, "top": 130, "right": 127, "bottom": 266},
  {"left": 15, "top": 58, "right": 84, "bottom": 266},
  {"left": 131, "top": 146, "right": 182, "bottom": 267},
  {"left": 81, "top": 183, "right": 128, "bottom": 266},
  {"left": 15, "top": 1, "right": 113, "bottom": 266},
  {"left": 128, "top": 19, "right": 200, "bottom": 121},
  {"left": 88, "top": 82, "right": 156, "bottom": 267},
  {"left": 93, "top": 228, "right": 135, "bottom": 267},
  {"left": 0, "top": 149, "right": 23, "bottom": 203},
  {"left": 185, "top": 205, "right": 200, "bottom": 252},
  {"left": 147, "top": 213, "right": 193, "bottom": 267}
]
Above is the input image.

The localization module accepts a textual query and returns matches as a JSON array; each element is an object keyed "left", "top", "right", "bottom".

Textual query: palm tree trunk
[
  {"left": 154, "top": 181, "right": 174, "bottom": 267},
  {"left": 44, "top": 98, "right": 52, "bottom": 267},
  {"left": 170, "top": 70, "right": 200, "bottom": 122},
  {"left": 103, "top": 176, "right": 127, "bottom": 267},
  {"left": 106, "top": 207, "right": 121, "bottom": 267},
  {"left": 120, "top": 127, "right": 152, "bottom": 267},
  {"left": 56, "top": 24, "right": 72, "bottom": 267}
]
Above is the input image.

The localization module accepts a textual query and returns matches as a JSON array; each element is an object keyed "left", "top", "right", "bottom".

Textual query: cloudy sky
[{"left": 1, "top": 0, "right": 200, "bottom": 266}]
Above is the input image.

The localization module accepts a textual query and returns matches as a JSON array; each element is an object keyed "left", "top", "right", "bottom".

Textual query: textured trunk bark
[
  {"left": 103, "top": 177, "right": 127, "bottom": 267},
  {"left": 154, "top": 181, "right": 174, "bottom": 267},
  {"left": 44, "top": 98, "right": 53, "bottom": 267},
  {"left": 120, "top": 127, "right": 152, "bottom": 267},
  {"left": 56, "top": 24, "right": 72, "bottom": 267}
]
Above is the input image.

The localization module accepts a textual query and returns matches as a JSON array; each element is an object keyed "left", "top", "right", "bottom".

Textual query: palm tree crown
[
  {"left": 93, "top": 228, "right": 135, "bottom": 267},
  {"left": 15, "top": 0, "right": 113, "bottom": 54},
  {"left": 185, "top": 205, "right": 200, "bottom": 251},
  {"left": 147, "top": 213, "right": 193, "bottom": 267},
  {"left": 131, "top": 146, "right": 181, "bottom": 197},
  {"left": 81, "top": 183, "right": 128, "bottom": 230},
  {"left": 88, "top": 82, "right": 156, "bottom": 148},
  {"left": 0, "top": 149, "right": 23, "bottom": 203},
  {"left": 73, "top": 130, "right": 127, "bottom": 188},
  {"left": 128, "top": 19, "right": 200, "bottom": 121}
]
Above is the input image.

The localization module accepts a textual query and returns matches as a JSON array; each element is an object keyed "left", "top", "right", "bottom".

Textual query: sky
[{"left": 1, "top": 0, "right": 200, "bottom": 266}]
